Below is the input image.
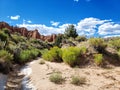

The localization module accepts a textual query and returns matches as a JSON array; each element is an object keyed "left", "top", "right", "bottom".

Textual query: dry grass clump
[
  {"left": 71, "top": 76, "right": 86, "bottom": 86},
  {"left": 49, "top": 72, "right": 65, "bottom": 84}
]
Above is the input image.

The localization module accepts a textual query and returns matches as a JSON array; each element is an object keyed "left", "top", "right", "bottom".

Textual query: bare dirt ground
[{"left": 28, "top": 58, "right": 120, "bottom": 90}]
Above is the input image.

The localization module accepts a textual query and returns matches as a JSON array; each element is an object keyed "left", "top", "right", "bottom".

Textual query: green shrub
[
  {"left": 0, "top": 50, "right": 13, "bottom": 62},
  {"left": 75, "top": 36, "right": 87, "bottom": 42},
  {"left": 117, "top": 50, "right": 120, "bottom": 58},
  {"left": 6, "top": 43, "right": 17, "bottom": 53},
  {"left": 0, "top": 50, "right": 13, "bottom": 74},
  {"left": 109, "top": 39, "right": 120, "bottom": 50},
  {"left": 94, "top": 54, "right": 103, "bottom": 65},
  {"left": 19, "top": 50, "right": 31, "bottom": 63},
  {"left": 40, "top": 49, "right": 48, "bottom": 55},
  {"left": 49, "top": 72, "right": 64, "bottom": 84},
  {"left": 2, "top": 28, "right": 10, "bottom": 34},
  {"left": 71, "top": 76, "right": 86, "bottom": 85},
  {"left": 18, "top": 49, "right": 41, "bottom": 63},
  {"left": 89, "top": 38, "right": 107, "bottom": 53},
  {"left": 12, "top": 34, "right": 26, "bottom": 43},
  {"left": 30, "top": 48, "right": 41, "bottom": 58},
  {"left": 0, "top": 31, "right": 8, "bottom": 41},
  {"left": 80, "top": 46, "right": 87, "bottom": 54},
  {"left": 62, "top": 47, "right": 86, "bottom": 66},
  {"left": 54, "top": 34, "right": 63, "bottom": 47},
  {"left": 42, "top": 47, "right": 62, "bottom": 62}
]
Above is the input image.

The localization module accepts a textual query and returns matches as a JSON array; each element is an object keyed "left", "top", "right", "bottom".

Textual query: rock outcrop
[{"left": 0, "top": 22, "right": 56, "bottom": 42}]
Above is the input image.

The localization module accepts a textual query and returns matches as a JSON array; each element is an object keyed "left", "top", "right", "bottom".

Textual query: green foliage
[
  {"left": 117, "top": 50, "right": 120, "bottom": 58},
  {"left": 71, "top": 76, "right": 86, "bottom": 85},
  {"left": 49, "top": 72, "right": 64, "bottom": 84},
  {"left": 64, "top": 24, "right": 78, "bottom": 38},
  {"left": 62, "top": 47, "right": 87, "bottom": 66},
  {"left": 54, "top": 34, "right": 63, "bottom": 47},
  {"left": 89, "top": 38, "right": 107, "bottom": 53},
  {"left": 42, "top": 47, "right": 62, "bottom": 62},
  {"left": 40, "top": 49, "right": 49, "bottom": 55},
  {"left": 0, "top": 30, "right": 8, "bottom": 41},
  {"left": 109, "top": 38, "right": 120, "bottom": 50},
  {"left": 75, "top": 36, "right": 87, "bottom": 42},
  {"left": 12, "top": 34, "right": 26, "bottom": 43},
  {"left": 94, "top": 54, "right": 103, "bottom": 65},
  {"left": 80, "top": 46, "right": 87, "bottom": 54},
  {"left": 2, "top": 28, "right": 10, "bottom": 34},
  {"left": 0, "top": 50, "right": 13, "bottom": 62},
  {"left": 18, "top": 49, "right": 41, "bottom": 63}
]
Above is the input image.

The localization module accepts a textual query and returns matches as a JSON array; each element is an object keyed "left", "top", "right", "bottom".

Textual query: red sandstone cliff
[{"left": 0, "top": 22, "right": 56, "bottom": 42}]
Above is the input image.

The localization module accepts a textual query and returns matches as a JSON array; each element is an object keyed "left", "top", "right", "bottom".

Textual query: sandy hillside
[{"left": 28, "top": 58, "right": 120, "bottom": 90}]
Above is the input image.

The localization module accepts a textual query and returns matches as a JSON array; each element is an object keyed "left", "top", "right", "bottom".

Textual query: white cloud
[
  {"left": 104, "top": 35, "right": 120, "bottom": 38},
  {"left": 50, "top": 21, "right": 60, "bottom": 27},
  {"left": 27, "top": 20, "right": 32, "bottom": 23},
  {"left": 74, "top": 0, "right": 79, "bottom": 2},
  {"left": 17, "top": 17, "right": 120, "bottom": 37},
  {"left": 17, "top": 23, "right": 68, "bottom": 35},
  {"left": 98, "top": 22, "right": 120, "bottom": 35},
  {"left": 76, "top": 17, "right": 109, "bottom": 36},
  {"left": 10, "top": 15, "right": 20, "bottom": 20},
  {"left": 22, "top": 19, "right": 32, "bottom": 24}
]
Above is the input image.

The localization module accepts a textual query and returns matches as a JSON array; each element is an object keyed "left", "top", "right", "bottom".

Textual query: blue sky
[{"left": 0, "top": 0, "right": 120, "bottom": 37}]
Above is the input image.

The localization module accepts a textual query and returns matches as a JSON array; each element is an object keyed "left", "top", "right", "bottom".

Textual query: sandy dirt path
[{"left": 28, "top": 58, "right": 120, "bottom": 90}]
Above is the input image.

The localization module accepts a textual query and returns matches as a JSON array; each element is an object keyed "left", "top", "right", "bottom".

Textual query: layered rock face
[{"left": 0, "top": 22, "right": 56, "bottom": 42}]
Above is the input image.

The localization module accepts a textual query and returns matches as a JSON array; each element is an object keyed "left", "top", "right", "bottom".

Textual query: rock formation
[{"left": 0, "top": 22, "right": 57, "bottom": 42}]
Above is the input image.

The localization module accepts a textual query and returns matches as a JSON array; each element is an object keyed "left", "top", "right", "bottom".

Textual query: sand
[{"left": 28, "top": 58, "right": 120, "bottom": 90}]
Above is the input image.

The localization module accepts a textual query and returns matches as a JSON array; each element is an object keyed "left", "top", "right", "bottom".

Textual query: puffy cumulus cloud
[
  {"left": 50, "top": 21, "right": 60, "bottom": 27},
  {"left": 98, "top": 22, "right": 120, "bottom": 35},
  {"left": 76, "top": 17, "right": 109, "bottom": 36},
  {"left": 17, "top": 23, "right": 69, "bottom": 35},
  {"left": 17, "top": 17, "right": 120, "bottom": 37},
  {"left": 10, "top": 15, "right": 20, "bottom": 20}
]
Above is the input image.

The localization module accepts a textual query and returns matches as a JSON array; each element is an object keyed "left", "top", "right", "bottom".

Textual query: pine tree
[{"left": 64, "top": 24, "right": 78, "bottom": 38}]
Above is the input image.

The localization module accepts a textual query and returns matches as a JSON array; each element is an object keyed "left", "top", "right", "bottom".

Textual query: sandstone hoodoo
[{"left": 0, "top": 22, "right": 56, "bottom": 42}]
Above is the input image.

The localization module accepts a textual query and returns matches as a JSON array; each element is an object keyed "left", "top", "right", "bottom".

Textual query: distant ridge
[{"left": 0, "top": 22, "right": 57, "bottom": 42}]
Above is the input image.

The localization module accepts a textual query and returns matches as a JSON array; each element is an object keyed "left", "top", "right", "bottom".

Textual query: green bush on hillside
[
  {"left": 0, "top": 50, "right": 13, "bottom": 74},
  {"left": 18, "top": 49, "right": 41, "bottom": 63},
  {"left": 0, "top": 31, "right": 8, "bottom": 41},
  {"left": 94, "top": 54, "right": 103, "bottom": 65},
  {"left": 75, "top": 36, "right": 87, "bottom": 42},
  {"left": 109, "top": 39, "right": 120, "bottom": 50},
  {"left": 89, "top": 38, "right": 107, "bottom": 53},
  {"left": 117, "top": 50, "right": 120, "bottom": 58},
  {"left": 54, "top": 34, "right": 63, "bottom": 47},
  {"left": 80, "top": 46, "right": 87, "bottom": 54},
  {"left": 0, "top": 50, "right": 13, "bottom": 62},
  {"left": 42, "top": 46, "right": 62, "bottom": 62},
  {"left": 62, "top": 46, "right": 87, "bottom": 67},
  {"left": 2, "top": 28, "right": 10, "bottom": 35},
  {"left": 12, "top": 34, "right": 26, "bottom": 43}
]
